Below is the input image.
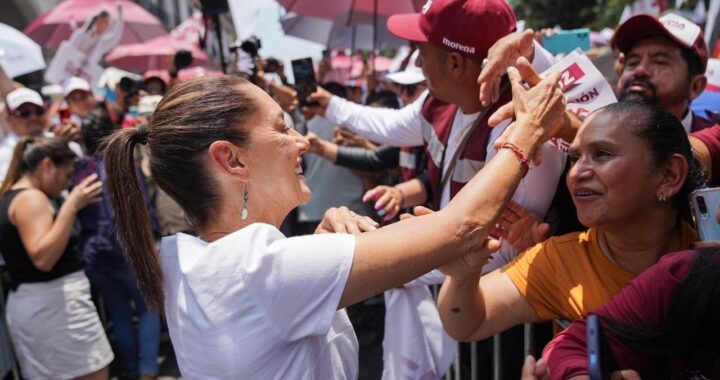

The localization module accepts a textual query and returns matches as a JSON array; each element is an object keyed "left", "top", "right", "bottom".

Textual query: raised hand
[
  {"left": 66, "top": 174, "right": 102, "bottom": 211},
  {"left": 363, "top": 185, "right": 404, "bottom": 222}
]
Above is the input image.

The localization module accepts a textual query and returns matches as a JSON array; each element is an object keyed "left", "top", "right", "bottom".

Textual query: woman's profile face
[
  {"left": 42, "top": 161, "right": 75, "bottom": 198},
  {"left": 242, "top": 86, "right": 311, "bottom": 213},
  {"left": 95, "top": 15, "right": 110, "bottom": 35},
  {"left": 566, "top": 112, "right": 663, "bottom": 229}
]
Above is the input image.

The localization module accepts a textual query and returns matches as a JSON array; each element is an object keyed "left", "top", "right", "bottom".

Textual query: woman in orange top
[{"left": 438, "top": 101, "right": 703, "bottom": 341}]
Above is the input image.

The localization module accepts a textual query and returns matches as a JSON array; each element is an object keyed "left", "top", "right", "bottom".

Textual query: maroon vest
[
  {"left": 419, "top": 89, "right": 512, "bottom": 209},
  {"left": 398, "top": 146, "right": 424, "bottom": 182}
]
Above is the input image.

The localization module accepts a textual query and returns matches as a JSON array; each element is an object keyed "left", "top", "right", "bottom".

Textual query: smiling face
[
  {"left": 566, "top": 111, "right": 663, "bottom": 229},
  {"left": 616, "top": 36, "right": 695, "bottom": 119},
  {"left": 242, "top": 86, "right": 310, "bottom": 215}
]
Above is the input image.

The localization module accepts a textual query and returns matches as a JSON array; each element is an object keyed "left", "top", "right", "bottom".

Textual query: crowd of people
[{"left": 0, "top": 0, "right": 719, "bottom": 379}]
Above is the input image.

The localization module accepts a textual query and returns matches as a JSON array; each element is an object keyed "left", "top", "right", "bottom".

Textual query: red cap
[
  {"left": 387, "top": 0, "right": 516, "bottom": 60},
  {"left": 611, "top": 13, "right": 708, "bottom": 72}
]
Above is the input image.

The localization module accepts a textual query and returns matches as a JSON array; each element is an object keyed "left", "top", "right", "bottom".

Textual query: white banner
[
  {"left": 541, "top": 50, "right": 618, "bottom": 152},
  {"left": 44, "top": 41, "right": 103, "bottom": 86}
]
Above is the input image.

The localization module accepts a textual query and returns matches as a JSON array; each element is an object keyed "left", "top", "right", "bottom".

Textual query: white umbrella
[
  {"left": 280, "top": 13, "right": 406, "bottom": 50},
  {"left": 0, "top": 22, "right": 46, "bottom": 78}
]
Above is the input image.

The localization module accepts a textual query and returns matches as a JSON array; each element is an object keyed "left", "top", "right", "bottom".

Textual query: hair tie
[{"left": 136, "top": 125, "right": 149, "bottom": 145}]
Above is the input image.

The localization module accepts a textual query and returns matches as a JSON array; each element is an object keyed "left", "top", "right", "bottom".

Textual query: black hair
[
  {"left": 0, "top": 137, "right": 77, "bottom": 196},
  {"left": 322, "top": 82, "right": 347, "bottom": 100},
  {"left": 174, "top": 50, "right": 193, "bottom": 71},
  {"left": 597, "top": 102, "right": 705, "bottom": 222},
  {"left": 602, "top": 249, "right": 720, "bottom": 378},
  {"left": 366, "top": 90, "right": 400, "bottom": 109},
  {"left": 81, "top": 106, "right": 116, "bottom": 154},
  {"left": 680, "top": 47, "right": 704, "bottom": 79}
]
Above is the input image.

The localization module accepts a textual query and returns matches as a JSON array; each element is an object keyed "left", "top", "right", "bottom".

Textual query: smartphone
[
  {"left": 691, "top": 187, "right": 720, "bottom": 241},
  {"left": 291, "top": 57, "right": 318, "bottom": 106},
  {"left": 586, "top": 314, "right": 602, "bottom": 380},
  {"left": 542, "top": 29, "right": 591, "bottom": 55}
]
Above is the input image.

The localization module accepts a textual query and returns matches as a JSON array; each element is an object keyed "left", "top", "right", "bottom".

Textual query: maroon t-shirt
[
  {"left": 691, "top": 124, "right": 720, "bottom": 186},
  {"left": 543, "top": 251, "right": 701, "bottom": 379}
]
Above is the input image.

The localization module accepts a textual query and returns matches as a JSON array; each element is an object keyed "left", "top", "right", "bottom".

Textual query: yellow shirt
[{"left": 503, "top": 222, "right": 697, "bottom": 322}]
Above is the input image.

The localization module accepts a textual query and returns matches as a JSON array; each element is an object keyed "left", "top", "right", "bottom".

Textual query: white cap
[
  {"left": 386, "top": 50, "right": 425, "bottom": 85},
  {"left": 138, "top": 95, "right": 163, "bottom": 116},
  {"left": 706, "top": 58, "right": 720, "bottom": 90},
  {"left": 62, "top": 76, "right": 92, "bottom": 97},
  {"left": 6, "top": 87, "right": 44, "bottom": 113}
]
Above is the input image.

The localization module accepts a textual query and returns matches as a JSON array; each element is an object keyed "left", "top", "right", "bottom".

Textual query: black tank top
[{"left": 0, "top": 189, "right": 82, "bottom": 289}]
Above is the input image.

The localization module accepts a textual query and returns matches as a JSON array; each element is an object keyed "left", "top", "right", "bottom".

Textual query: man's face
[
  {"left": 7, "top": 103, "right": 46, "bottom": 137},
  {"left": 67, "top": 90, "right": 95, "bottom": 118},
  {"left": 616, "top": 36, "right": 694, "bottom": 118},
  {"left": 415, "top": 42, "right": 451, "bottom": 101}
]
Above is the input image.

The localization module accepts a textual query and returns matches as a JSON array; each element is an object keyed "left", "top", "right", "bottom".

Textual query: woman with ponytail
[
  {"left": 0, "top": 137, "right": 112, "bottom": 380},
  {"left": 102, "top": 72, "right": 565, "bottom": 378}
]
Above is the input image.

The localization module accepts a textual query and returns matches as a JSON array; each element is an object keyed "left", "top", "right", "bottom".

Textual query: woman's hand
[
  {"left": 315, "top": 206, "right": 379, "bottom": 234},
  {"left": 363, "top": 185, "right": 403, "bottom": 221},
  {"left": 438, "top": 239, "right": 501, "bottom": 279},
  {"left": 495, "top": 59, "right": 565, "bottom": 164},
  {"left": 66, "top": 174, "right": 102, "bottom": 212},
  {"left": 491, "top": 201, "right": 550, "bottom": 252},
  {"left": 488, "top": 57, "right": 576, "bottom": 142},
  {"left": 52, "top": 121, "right": 81, "bottom": 143}
]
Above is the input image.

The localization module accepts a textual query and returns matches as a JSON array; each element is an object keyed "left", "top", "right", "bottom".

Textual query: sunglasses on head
[{"left": 13, "top": 108, "right": 45, "bottom": 118}]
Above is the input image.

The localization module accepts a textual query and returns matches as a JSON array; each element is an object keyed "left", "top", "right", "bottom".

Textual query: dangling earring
[
  {"left": 241, "top": 184, "right": 249, "bottom": 220},
  {"left": 658, "top": 193, "right": 667, "bottom": 202}
]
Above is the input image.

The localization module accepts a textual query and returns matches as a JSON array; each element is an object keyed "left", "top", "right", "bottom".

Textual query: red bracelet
[
  {"left": 394, "top": 186, "right": 406, "bottom": 208},
  {"left": 499, "top": 142, "right": 530, "bottom": 178}
]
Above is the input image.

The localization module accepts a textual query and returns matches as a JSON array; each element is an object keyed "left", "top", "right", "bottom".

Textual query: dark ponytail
[
  {"left": 103, "top": 75, "right": 257, "bottom": 312},
  {"left": 104, "top": 127, "right": 163, "bottom": 312},
  {"left": 0, "top": 137, "right": 76, "bottom": 197}
]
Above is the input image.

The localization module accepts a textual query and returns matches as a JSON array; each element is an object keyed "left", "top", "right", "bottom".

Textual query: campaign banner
[
  {"left": 44, "top": 41, "right": 102, "bottom": 86},
  {"left": 541, "top": 50, "right": 617, "bottom": 152}
]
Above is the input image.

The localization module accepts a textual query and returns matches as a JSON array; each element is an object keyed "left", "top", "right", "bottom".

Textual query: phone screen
[
  {"left": 292, "top": 57, "right": 318, "bottom": 106},
  {"left": 542, "top": 29, "right": 591, "bottom": 55}
]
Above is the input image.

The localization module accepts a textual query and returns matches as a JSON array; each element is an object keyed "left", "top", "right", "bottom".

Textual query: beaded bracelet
[{"left": 499, "top": 142, "right": 530, "bottom": 178}]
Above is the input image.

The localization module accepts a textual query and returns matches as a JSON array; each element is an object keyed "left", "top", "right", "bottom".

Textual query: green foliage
[
  {"left": 513, "top": 0, "right": 709, "bottom": 31},
  {"left": 512, "top": 0, "right": 634, "bottom": 30}
]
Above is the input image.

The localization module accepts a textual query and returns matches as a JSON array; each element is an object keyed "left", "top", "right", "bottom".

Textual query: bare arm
[
  {"left": 439, "top": 268, "right": 541, "bottom": 341},
  {"left": 339, "top": 68, "right": 566, "bottom": 308},
  {"left": 9, "top": 176, "right": 101, "bottom": 271},
  {"left": 0, "top": 65, "right": 19, "bottom": 98}
]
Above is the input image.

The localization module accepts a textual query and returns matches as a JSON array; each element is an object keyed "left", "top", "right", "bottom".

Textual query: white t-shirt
[{"left": 160, "top": 223, "right": 359, "bottom": 380}]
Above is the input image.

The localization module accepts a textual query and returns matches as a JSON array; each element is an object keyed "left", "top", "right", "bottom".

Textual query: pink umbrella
[
  {"left": 104, "top": 35, "right": 209, "bottom": 72},
  {"left": 24, "top": 0, "right": 166, "bottom": 49},
  {"left": 278, "top": 0, "right": 424, "bottom": 23},
  {"left": 279, "top": 0, "right": 423, "bottom": 52}
]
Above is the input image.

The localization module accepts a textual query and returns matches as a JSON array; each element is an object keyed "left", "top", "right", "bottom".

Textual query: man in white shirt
[
  {"left": 312, "top": 0, "right": 566, "bottom": 270},
  {"left": 0, "top": 88, "right": 47, "bottom": 182}
]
